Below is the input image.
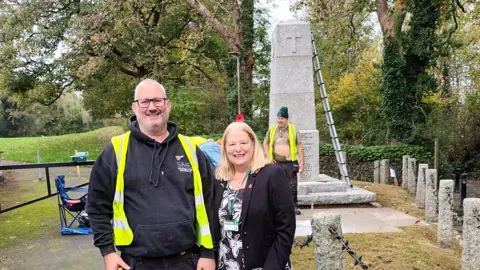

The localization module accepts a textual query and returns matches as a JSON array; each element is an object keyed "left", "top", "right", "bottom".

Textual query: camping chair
[{"left": 54, "top": 175, "right": 92, "bottom": 235}]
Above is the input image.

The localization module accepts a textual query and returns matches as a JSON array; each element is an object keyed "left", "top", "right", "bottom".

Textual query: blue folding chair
[{"left": 54, "top": 175, "right": 92, "bottom": 235}]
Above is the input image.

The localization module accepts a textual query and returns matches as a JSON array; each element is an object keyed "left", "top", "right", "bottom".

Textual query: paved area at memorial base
[{"left": 295, "top": 206, "right": 428, "bottom": 236}]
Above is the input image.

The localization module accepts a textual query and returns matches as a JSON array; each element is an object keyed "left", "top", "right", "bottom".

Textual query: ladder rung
[{"left": 311, "top": 34, "right": 351, "bottom": 188}]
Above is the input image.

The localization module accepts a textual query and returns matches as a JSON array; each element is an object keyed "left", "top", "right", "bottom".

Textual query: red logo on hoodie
[{"left": 175, "top": 155, "right": 184, "bottom": 161}]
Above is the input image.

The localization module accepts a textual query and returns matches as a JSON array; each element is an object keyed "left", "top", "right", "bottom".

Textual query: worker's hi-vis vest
[
  {"left": 268, "top": 123, "right": 298, "bottom": 162},
  {"left": 110, "top": 131, "right": 213, "bottom": 249}
]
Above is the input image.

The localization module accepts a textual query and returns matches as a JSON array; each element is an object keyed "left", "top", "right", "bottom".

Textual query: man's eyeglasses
[{"left": 133, "top": 98, "right": 168, "bottom": 108}]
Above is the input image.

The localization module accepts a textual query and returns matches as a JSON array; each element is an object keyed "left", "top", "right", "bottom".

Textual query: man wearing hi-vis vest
[
  {"left": 263, "top": 106, "right": 305, "bottom": 215},
  {"left": 86, "top": 79, "right": 215, "bottom": 270}
]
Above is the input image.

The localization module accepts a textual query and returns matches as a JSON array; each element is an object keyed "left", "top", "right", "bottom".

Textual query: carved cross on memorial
[{"left": 286, "top": 30, "right": 302, "bottom": 53}]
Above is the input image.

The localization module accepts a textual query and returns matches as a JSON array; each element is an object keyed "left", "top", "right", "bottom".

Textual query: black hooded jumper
[{"left": 86, "top": 116, "right": 215, "bottom": 259}]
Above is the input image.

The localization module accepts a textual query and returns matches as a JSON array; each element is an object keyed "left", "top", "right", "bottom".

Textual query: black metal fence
[{"left": 0, "top": 161, "right": 94, "bottom": 214}]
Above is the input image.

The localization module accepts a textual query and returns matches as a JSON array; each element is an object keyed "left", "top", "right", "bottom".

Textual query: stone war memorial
[{"left": 269, "top": 19, "right": 375, "bottom": 205}]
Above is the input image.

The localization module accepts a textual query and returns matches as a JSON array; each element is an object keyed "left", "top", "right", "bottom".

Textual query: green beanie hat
[{"left": 277, "top": 106, "right": 289, "bottom": 118}]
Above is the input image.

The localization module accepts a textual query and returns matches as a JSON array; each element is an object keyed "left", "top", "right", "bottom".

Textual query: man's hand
[
  {"left": 103, "top": 252, "right": 130, "bottom": 270},
  {"left": 299, "top": 163, "right": 304, "bottom": 173},
  {"left": 197, "top": 257, "right": 215, "bottom": 270}
]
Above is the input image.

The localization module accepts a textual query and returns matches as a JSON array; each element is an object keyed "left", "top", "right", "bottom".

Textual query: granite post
[
  {"left": 425, "top": 169, "right": 438, "bottom": 223},
  {"left": 380, "top": 159, "right": 389, "bottom": 184},
  {"left": 437, "top": 180, "right": 454, "bottom": 248},
  {"left": 462, "top": 199, "right": 480, "bottom": 270},
  {"left": 311, "top": 212, "right": 345, "bottom": 270},
  {"left": 408, "top": 158, "right": 417, "bottom": 195},
  {"left": 402, "top": 155, "right": 410, "bottom": 188},
  {"left": 373, "top": 160, "right": 380, "bottom": 184},
  {"left": 415, "top": 164, "right": 429, "bottom": 208}
]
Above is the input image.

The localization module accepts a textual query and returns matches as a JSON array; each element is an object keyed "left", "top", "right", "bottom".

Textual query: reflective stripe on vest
[
  {"left": 110, "top": 132, "right": 213, "bottom": 249},
  {"left": 268, "top": 123, "right": 298, "bottom": 162},
  {"left": 111, "top": 131, "right": 133, "bottom": 246},
  {"left": 178, "top": 135, "right": 213, "bottom": 249}
]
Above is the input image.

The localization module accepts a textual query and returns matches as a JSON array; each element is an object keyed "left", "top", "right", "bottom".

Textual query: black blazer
[{"left": 212, "top": 164, "right": 296, "bottom": 270}]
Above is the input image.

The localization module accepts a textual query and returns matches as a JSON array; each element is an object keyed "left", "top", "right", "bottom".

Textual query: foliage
[
  {"left": 0, "top": 0, "right": 230, "bottom": 135},
  {"left": 0, "top": 0, "right": 275, "bottom": 137},
  {"left": 380, "top": 0, "right": 443, "bottom": 141},
  {"left": 296, "top": 0, "right": 467, "bottom": 142},
  {"left": 419, "top": 92, "right": 480, "bottom": 177},
  {"left": 323, "top": 46, "right": 385, "bottom": 145},
  {"left": 294, "top": 1, "right": 386, "bottom": 145},
  {"left": 319, "top": 143, "right": 433, "bottom": 163},
  {"left": 249, "top": 4, "right": 272, "bottom": 135},
  {"left": 186, "top": 0, "right": 267, "bottom": 121},
  {"left": 169, "top": 85, "right": 228, "bottom": 136},
  {"left": 1, "top": 91, "right": 102, "bottom": 137}
]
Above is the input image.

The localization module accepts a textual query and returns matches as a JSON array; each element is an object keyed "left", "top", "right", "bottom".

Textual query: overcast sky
[{"left": 260, "top": 0, "right": 297, "bottom": 38}]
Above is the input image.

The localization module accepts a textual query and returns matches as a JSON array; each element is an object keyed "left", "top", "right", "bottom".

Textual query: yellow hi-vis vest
[
  {"left": 110, "top": 131, "right": 213, "bottom": 249},
  {"left": 268, "top": 123, "right": 298, "bottom": 162}
]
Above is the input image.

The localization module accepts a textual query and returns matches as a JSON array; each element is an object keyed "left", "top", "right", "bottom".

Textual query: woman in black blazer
[{"left": 213, "top": 122, "right": 296, "bottom": 270}]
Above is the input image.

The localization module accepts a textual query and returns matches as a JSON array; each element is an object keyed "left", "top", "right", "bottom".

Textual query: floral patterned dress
[
  {"left": 218, "top": 184, "right": 246, "bottom": 270},
  {"left": 217, "top": 183, "right": 292, "bottom": 270}
]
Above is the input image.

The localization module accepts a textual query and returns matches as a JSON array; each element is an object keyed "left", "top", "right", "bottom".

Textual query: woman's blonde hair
[{"left": 215, "top": 122, "right": 267, "bottom": 180}]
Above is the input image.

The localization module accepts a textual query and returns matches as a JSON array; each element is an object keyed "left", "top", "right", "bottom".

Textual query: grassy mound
[{"left": 0, "top": 126, "right": 125, "bottom": 163}]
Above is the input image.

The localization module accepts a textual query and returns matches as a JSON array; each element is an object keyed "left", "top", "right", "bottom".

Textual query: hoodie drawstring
[
  {"left": 148, "top": 141, "right": 169, "bottom": 187},
  {"left": 149, "top": 143, "right": 157, "bottom": 185},
  {"left": 154, "top": 142, "right": 169, "bottom": 187}
]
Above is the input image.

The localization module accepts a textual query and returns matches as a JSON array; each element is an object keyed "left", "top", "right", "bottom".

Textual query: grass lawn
[
  {"left": 291, "top": 181, "right": 462, "bottom": 270},
  {"left": 292, "top": 226, "right": 461, "bottom": 270},
  {"left": 0, "top": 127, "right": 123, "bottom": 247},
  {"left": 0, "top": 126, "right": 124, "bottom": 163},
  {"left": 0, "top": 170, "right": 59, "bottom": 248}
]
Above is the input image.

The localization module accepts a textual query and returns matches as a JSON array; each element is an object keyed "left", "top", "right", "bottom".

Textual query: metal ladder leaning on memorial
[{"left": 311, "top": 34, "right": 352, "bottom": 188}]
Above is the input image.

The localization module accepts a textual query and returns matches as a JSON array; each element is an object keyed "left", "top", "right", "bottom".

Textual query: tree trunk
[
  {"left": 186, "top": 0, "right": 255, "bottom": 121},
  {"left": 240, "top": 0, "right": 254, "bottom": 121}
]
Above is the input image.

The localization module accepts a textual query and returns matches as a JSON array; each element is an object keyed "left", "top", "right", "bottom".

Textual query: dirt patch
[{"left": 0, "top": 171, "right": 20, "bottom": 190}]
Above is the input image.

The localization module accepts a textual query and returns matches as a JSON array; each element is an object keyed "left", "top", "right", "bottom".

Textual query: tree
[
  {"left": 0, "top": 1, "right": 228, "bottom": 115},
  {"left": 294, "top": 0, "right": 467, "bottom": 141},
  {"left": 186, "top": 0, "right": 255, "bottom": 121}
]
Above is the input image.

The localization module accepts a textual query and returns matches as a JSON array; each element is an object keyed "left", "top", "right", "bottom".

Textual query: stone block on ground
[{"left": 298, "top": 186, "right": 376, "bottom": 205}]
